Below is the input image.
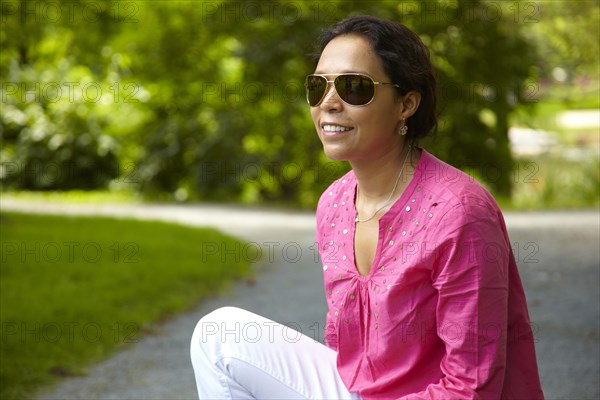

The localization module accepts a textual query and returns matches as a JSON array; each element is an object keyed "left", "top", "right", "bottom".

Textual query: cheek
[
  {"left": 366, "top": 104, "right": 400, "bottom": 128},
  {"left": 310, "top": 109, "right": 320, "bottom": 127},
  {"left": 353, "top": 110, "right": 398, "bottom": 140},
  {"left": 354, "top": 109, "right": 387, "bottom": 128}
]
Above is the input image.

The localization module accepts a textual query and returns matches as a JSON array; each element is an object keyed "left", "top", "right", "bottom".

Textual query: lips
[{"left": 320, "top": 122, "right": 354, "bottom": 136}]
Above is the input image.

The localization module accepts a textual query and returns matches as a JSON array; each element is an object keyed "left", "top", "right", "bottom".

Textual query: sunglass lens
[
  {"left": 335, "top": 75, "right": 374, "bottom": 105},
  {"left": 306, "top": 75, "right": 327, "bottom": 106}
]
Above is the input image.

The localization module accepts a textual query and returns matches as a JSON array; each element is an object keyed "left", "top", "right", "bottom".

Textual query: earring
[{"left": 398, "top": 119, "right": 408, "bottom": 136}]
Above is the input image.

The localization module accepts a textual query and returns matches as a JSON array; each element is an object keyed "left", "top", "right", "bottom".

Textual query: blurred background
[
  {"left": 2, "top": 0, "right": 598, "bottom": 207},
  {"left": 1, "top": 0, "right": 598, "bottom": 399}
]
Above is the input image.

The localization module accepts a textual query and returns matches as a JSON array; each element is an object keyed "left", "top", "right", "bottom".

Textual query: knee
[
  {"left": 190, "top": 307, "right": 249, "bottom": 349},
  {"left": 202, "top": 306, "right": 249, "bottom": 324}
]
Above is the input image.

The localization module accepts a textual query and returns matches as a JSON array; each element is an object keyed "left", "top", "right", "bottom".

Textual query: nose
[{"left": 319, "top": 81, "right": 343, "bottom": 111}]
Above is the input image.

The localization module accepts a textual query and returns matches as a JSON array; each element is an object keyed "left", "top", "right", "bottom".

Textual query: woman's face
[{"left": 310, "top": 34, "right": 405, "bottom": 162}]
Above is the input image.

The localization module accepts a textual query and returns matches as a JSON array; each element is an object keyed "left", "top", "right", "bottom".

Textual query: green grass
[
  {"left": 0, "top": 189, "right": 141, "bottom": 204},
  {"left": 493, "top": 154, "right": 600, "bottom": 211},
  {"left": 512, "top": 155, "right": 599, "bottom": 209},
  {"left": 0, "top": 212, "right": 253, "bottom": 400}
]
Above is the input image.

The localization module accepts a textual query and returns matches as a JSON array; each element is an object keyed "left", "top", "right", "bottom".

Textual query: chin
[
  {"left": 322, "top": 146, "right": 351, "bottom": 161},
  {"left": 324, "top": 154, "right": 347, "bottom": 161}
]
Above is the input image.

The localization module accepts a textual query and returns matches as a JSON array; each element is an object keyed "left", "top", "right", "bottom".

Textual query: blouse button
[
  {"left": 342, "top": 255, "right": 347, "bottom": 261},
  {"left": 350, "top": 294, "right": 355, "bottom": 300},
  {"left": 333, "top": 203, "right": 338, "bottom": 208},
  {"left": 343, "top": 229, "right": 348, "bottom": 234},
  {"left": 380, "top": 266, "right": 385, "bottom": 272},
  {"left": 405, "top": 206, "right": 411, "bottom": 212},
  {"left": 428, "top": 213, "right": 433, "bottom": 218},
  {"left": 389, "top": 240, "right": 394, "bottom": 246},
  {"left": 323, "top": 265, "right": 328, "bottom": 271}
]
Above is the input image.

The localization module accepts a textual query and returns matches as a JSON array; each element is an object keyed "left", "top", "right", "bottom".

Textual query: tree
[{"left": 1, "top": 0, "right": 541, "bottom": 204}]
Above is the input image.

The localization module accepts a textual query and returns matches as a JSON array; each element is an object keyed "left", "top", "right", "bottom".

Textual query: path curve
[{"left": 1, "top": 200, "right": 598, "bottom": 399}]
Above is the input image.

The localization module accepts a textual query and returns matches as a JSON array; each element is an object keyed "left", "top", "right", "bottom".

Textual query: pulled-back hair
[{"left": 315, "top": 15, "right": 437, "bottom": 142}]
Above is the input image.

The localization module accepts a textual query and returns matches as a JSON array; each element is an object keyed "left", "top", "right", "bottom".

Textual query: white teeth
[{"left": 322, "top": 124, "right": 352, "bottom": 132}]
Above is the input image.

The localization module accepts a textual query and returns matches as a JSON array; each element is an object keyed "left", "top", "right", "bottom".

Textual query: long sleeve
[
  {"left": 316, "top": 186, "right": 339, "bottom": 351},
  {"left": 401, "top": 202, "right": 511, "bottom": 399}
]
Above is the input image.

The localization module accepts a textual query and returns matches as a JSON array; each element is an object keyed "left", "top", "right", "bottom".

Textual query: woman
[{"left": 191, "top": 15, "right": 544, "bottom": 399}]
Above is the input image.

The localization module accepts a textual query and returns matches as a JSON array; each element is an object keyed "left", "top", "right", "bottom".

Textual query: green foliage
[
  {"left": 1, "top": 0, "right": 561, "bottom": 204},
  {"left": 521, "top": 0, "right": 599, "bottom": 81},
  {"left": 0, "top": 212, "right": 251, "bottom": 399},
  {"left": 510, "top": 154, "right": 600, "bottom": 209}
]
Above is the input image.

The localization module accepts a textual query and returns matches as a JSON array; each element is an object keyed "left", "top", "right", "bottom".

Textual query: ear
[{"left": 396, "top": 90, "right": 421, "bottom": 120}]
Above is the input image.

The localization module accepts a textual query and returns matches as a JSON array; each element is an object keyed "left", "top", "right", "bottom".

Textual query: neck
[{"left": 351, "top": 144, "right": 418, "bottom": 202}]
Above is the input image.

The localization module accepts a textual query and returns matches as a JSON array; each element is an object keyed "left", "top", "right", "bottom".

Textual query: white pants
[{"left": 190, "top": 306, "right": 361, "bottom": 399}]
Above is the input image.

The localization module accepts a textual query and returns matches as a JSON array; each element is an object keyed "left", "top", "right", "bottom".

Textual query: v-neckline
[{"left": 349, "top": 149, "right": 426, "bottom": 279}]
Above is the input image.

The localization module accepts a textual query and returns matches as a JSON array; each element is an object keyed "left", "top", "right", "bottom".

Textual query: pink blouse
[{"left": 316, "top": 149, "right": 544, "bottom": 399}]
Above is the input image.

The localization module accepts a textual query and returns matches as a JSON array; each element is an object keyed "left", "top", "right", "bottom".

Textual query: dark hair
[{"left": 315, "top": 15, "right": 437, "bottom": 142}]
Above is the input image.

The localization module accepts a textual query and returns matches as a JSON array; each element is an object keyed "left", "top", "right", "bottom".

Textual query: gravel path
[{"left": 1, "top": 200, "right": 598, "bottom": 400}]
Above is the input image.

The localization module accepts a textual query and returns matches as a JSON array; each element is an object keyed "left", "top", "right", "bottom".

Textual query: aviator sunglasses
[{"left": 305, "top": 73, "right": 401, "bottom": 107}]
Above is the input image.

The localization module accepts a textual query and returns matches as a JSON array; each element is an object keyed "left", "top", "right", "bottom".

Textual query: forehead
[{"left": 315, "top": 34, "right": 386, "bottom": 78}]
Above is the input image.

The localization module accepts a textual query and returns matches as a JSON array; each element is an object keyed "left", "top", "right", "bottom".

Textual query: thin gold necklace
[{"left": 355, "top": 145, "right": 412, "bottom": 223}]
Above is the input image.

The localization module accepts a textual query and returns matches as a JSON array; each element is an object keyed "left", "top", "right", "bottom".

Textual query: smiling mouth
[{"left": 321, "top": 124, "right": 354, "bottom": 135}]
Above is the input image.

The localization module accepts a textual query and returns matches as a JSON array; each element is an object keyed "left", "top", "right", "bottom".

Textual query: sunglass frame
[{"left": 305, "top": 73, "right": 400, "bottom": 107}]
